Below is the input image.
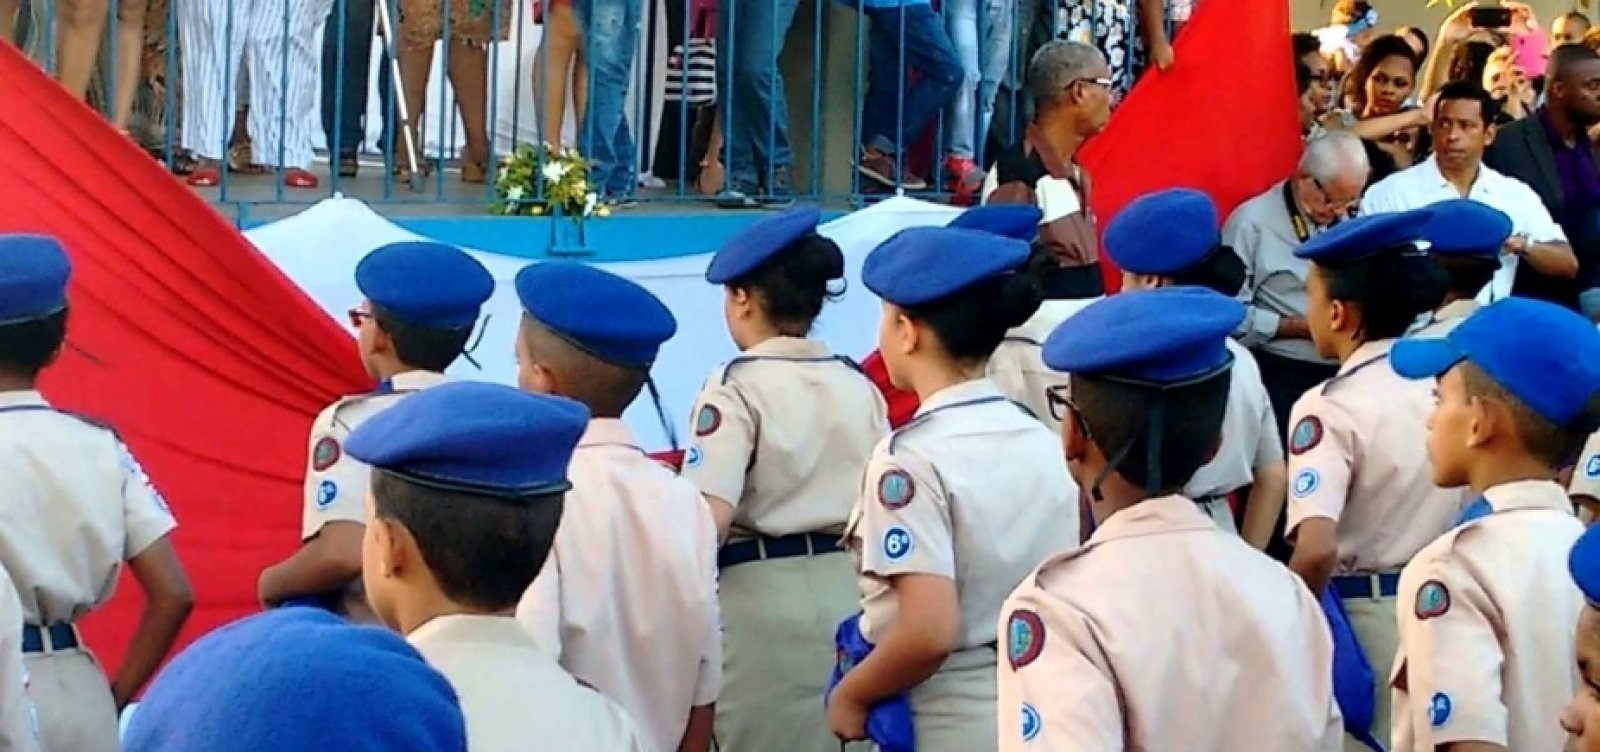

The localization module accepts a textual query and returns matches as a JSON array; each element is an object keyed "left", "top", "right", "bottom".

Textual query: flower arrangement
[{"left": 491, "top": 143, "right": 610, "bottom": 219}]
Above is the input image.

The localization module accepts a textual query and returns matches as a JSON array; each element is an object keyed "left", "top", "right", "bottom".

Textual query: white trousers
[{"left": 179, "top": 0, "right": 333, "bottom": 166}]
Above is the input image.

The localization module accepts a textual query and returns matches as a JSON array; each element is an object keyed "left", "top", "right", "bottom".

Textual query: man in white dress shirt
[{"left": 1362, "top": 80, "right": 1577, "bottom": 302}]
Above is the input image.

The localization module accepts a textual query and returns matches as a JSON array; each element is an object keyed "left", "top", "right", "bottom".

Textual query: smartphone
[{"left": 1469, "top": 7, "right": 1513, "bottom": 29}]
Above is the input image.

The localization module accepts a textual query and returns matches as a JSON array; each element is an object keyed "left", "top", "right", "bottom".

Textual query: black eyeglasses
[{"left": 1046, "top": 385, "right": 1094, "bottom": 442}]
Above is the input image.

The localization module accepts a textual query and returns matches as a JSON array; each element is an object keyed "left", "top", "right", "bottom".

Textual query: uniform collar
[
  {"left": 1085, "top": 495, "right": 1218, "bottom": 546},
  {"left": 388, "top": 370, "right": 450, "bottom": 392},
  {"left": 916, "top": 378, "right": 1004, "bottom": 416},
  {"left": 1483, "top": 479, "right": 1575, "bottom": 514},
  {"left": 746, "top": 336, "right": 830, "bottom": 359},
  {"left": 1419, "top": 155, "right": 1498, "bottom": 195},
  {"left": 408, "top": 613, "right": 536, "bottom": 650},
  {"left": 0, "top": 390, "right": 48, "bottom": 408},
  {"left": 1434, "top": 298, "right": 1480, "bottom": 323},
  {"left": 1338, "top": 339, "right": 1393, "bottom": 376},
  {"left": 577, "top": 418, "right": 640, "bottom": 450}
]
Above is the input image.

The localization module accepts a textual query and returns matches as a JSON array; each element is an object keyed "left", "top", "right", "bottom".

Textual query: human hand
[
  {"left": 826, "top": 687, "right": 869, "bottom": 742},
  {"left": 1440, "top": 2, "right": 1479, "bottom": 42},
  {"left": 1151, "top": 40, "right": 1174, "bottom": 72},
  {"left": 1504, "top": 1, "right": 1535, "bottom": 33}
]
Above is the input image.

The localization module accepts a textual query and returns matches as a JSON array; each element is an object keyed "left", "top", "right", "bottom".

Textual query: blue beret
[
  {"left": 706, "top": 205, "right": 824, "bottom": 284},
  {"left": 345, "top": 381, "right": 590, "bottom": 499},
  {"left": 1422, "top": 199, "right": 1512, "bottom": 259},
  {"left": 123, "top": 607, "right": 466, "bottom": 752},
  {"left": 1042, "top": 287, "right": 1244, "bottom": 384},
  {"left": 863, "top": 227, "right": 1030, "bottom": 307},
  {"left": 1392, "top": 297, "right": 1600, "bottom": 427},
  {"left": 0, "top": 234, "right": 71, "bottom": 325},
  {"left": 1103, "top": 189, "right": 1221, "bottom": 276},
  {"left": 1571, "top": 524, "right": 1600, "bottom": 606},
  {"left": 515, "top": 261, "right": 677, "bottom": 367},
  {"left": 946, "top": 204, "right": 1044, "bottom": 241},
  {"left": 1295, "top": 209, "right": 1434, "bottom": 264},
  {"left": 355, "top": 242, "right": 494, "bottom": 328}
]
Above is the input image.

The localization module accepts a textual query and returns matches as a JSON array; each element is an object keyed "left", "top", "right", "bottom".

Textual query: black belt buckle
[
  {"left": 21, "top": 623, "right": 78, "bottom": 654},
  {"left": 1332, "top": 572, "right": 1401, "bottom": 600}
]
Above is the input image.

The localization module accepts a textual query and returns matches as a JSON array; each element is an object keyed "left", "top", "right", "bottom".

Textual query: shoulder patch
[
  {"left": 877, "top": 469, "right": 916, "bottom": 510},
  {"left": 1429, "top": 691, "right": 1452, "bottom": 728},
  {"left": 1415, "top": 580, "right": 1451, "bottom": 620},
  {"left": 1585, "top": 454, "right": 1600, "bottom": 479},
  {"left": 119, "top": 443, "right": 171, "bottom": 514},
  {"left": 312, "top": 437, "right": 341, "bottom": 472},
  {"left": 1291, "top": 468, "right": 1321, "bottom": 498},
  {"left": 1007, "top": 610, "right": 1046, "bottom": 669},
  {"left": 882, "top": 526, "right": 914, "bottom": 562},
  {"left": 1289, "top": 416, "right": 1324, "bottom": 455},
  {"left": 1021, "top": 703, "right": 1041, "bottom": 742},
  {"left": 694, "top": 405, "right": 722, "bottom": 437},
  {"left": 316, "top": 480, "right": 339, "bottom": 510}
]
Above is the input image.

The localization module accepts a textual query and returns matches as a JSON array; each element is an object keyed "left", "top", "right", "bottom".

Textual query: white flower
[
  {"left": 543, "top": 162, "right": 569, "bottom": 182},
  {"left": 507, "top": 185, "right": 526, "bottom": 201}
]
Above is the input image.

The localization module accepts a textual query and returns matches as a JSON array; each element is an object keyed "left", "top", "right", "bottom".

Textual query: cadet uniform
[
  {"left": 124, "top": 607, "right": 469, "bottom": 752},
  {"left": 845, "top": 226, "right": 1080, "bottom": 751},
  {"left": 1409, "top": 200, "right": 1510, "bottom": 340},
  {"left": 686, "top": 207, "right": 888, "bottom": 752},
  {"left": 290, "top": 241, "right": 493, "bottom": 613},
  {"left": 513, "top": 262, "right": 722, "bottom": 752},
  {"left": 0, "top": 564, "right": 40, "bottom": 752},
  {"left": 998, "top": 287, "right": 1341, "bottom": 751},
  {"left": 1286, "top": 213, "right": 1469, "bottom": 748},
  {"left": 1385, "top": 299, "right": 1595, "bottom": 752},
  {"left": 0, "top": 235, "right": 178, "bottom": 752},
  {"left": 1100, "top": 189, "right": 1282, "bottom": 533},
  {"left": 345, "top": 383, "right": 648, "bottom": 752}
]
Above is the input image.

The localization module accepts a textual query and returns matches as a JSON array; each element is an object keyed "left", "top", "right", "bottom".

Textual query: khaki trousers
[
  {"left": 1341, "top": 594, "right": 1398, "bottom": 752},
  {"left": 25, "top": 649, "right": 117, "bottom": 752},
  {"left": 714, "top": 550, "right": 864, "bottom": 752},
  {"left": 900, "top": 647, "right": 997, "bottom": 752}
]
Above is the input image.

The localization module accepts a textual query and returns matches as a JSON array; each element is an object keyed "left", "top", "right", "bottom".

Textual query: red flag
[
  {"left": 1080, "top": 0, "right": 1301, "bottom": 292},
  {"left": 0, "top": 42, "right": 371, "bottom": 673}
]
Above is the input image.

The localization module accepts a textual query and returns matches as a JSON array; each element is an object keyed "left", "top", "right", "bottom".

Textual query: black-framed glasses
[{"left": 1046, "top": 384, "right": 1093, "bottom": 442}]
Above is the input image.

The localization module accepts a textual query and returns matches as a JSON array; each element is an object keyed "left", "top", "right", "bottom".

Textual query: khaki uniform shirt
[
  {"left": 986, "top": 300, "right": 1093, "bottom": 436},
  {"left": 1284, "top": 341, "right": 1466, "bottom": 573},
  {"left": 1223, "top": 181, "right": 1339, "bottom": 365},
  {"left": 517, "top": 419, "right": 721, "bottom": 752},
  {"left": 299, "top": 370, "right": 449, "bottom": 540},
  {"left": 409, "top": 614, "right": 648, "bottom": 752},
  {"left": 997, "top": 496, "right": 1342, "bottom": 751},
  {"left": 1390, "top": 480, "right": 1583, "bottom": 752},
  {"left": 1185, "top": 339, "right": 1281, "bottom": 501},
  {"left": 0, "top": 391, "right": 176, "bottom": 624},
  {"left": 1572, "top": 430, "right": 1600, "bottom": 501},
  {"left": 845, "top": 379, "right": 1079, "bottom": 646},
  {"left": 682, "top": 337, "right": 887, "bottom": 539},
  {"left": 0, "top": 565, "right": 39, "bottom": 752}
]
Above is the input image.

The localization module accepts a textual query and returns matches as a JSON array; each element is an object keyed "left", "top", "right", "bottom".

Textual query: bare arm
[
  {"left": 257, "top": 521, "right": 363, "bottom": 606},
  {"left": 832, "top": 574, "right": 959, "bottom": 704},
  {"left": 112, "top": 537, "right": 194, "bottom": 709},
  {"left": 1288, "top": 517, "right": 1338, "bottom": 596},
  {"left": 1241, "top": 463, "right": 1287, "bottom": 551},
  {"left": 677, "top": 705, "right": 715, "bottom": 752},
  {"left": 703, "top": 495, "right": 736, "bottom": 545},
  {"left": 1521, "top": 241, "right": 1579, "bottom": 279},
  {"left": 1137, "top": 0, "right": 1171, "bottom": 69}
]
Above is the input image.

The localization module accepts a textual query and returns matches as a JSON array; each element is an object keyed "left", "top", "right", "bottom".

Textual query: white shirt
[{"left": 1361, "top": 156, "right": 1566, "bottom": 303}]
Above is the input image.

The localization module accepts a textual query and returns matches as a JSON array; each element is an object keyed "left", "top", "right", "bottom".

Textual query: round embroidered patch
[
  {"left": 1289, "top": 416, "right": 1324, "bottom": 456},
  {"left": 882, "top": 526, "right": 914, "bottom": 562},
  {"left": 1429, "top": 691, "right": 1452, "bottom": 728},
  {"left": 694, "top": 405, "right": 722, "bottom": 437},
  {"left": 312, "top": 437, "right": 341, "bottom": 472},
  {"left": 1292, "top": 468, "right": 1321, "bottom": 498},
  {"left": 1415, "top": 580, "right": 1451, "bottom": 620},
  {"left": 1586, "top": 454, "right": 1600, "bottom": 479},
  {"left": 1021, "top": 703, "right": 1041, "bottom": 742},
  {"left": 878, "top": 469, "right": 916, "bottom": 510},
  {"left": 316, "top": 480, "right": 338, "bottom": 510},
  {"left": 1007, "top": 610, "right": 1046, "bottom": 669}
]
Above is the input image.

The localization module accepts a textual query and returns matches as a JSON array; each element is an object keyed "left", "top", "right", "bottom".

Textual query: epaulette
[
  {"left": 1321, "top": 352, "right": 1389, "bottom": 397},
  {"left": 721, "top": 354, "right": 865, "bottom": 385}
]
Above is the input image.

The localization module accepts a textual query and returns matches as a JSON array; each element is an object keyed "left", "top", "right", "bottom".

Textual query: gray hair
[
  {"left": 1299, "top": 131, "right": 1370, "bottom": 185},
  {"left": 1029, "top": 41, "right": 1107, "bottom": 109}
]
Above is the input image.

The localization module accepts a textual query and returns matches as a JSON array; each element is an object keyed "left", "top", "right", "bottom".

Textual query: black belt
[
  {"left": 718, "top": 532, "right": 840, "bottom": 569},
  {"left": 22, "top": 623, "right": 79, "bottom": 654},
  {"left": 1332, "top": 572, "right": 1401, "bottom": 599}
]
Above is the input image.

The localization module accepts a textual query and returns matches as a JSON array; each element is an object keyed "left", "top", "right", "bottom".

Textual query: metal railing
[{"left": 3, "top": 0, "right": 1173, "bottom": 212}]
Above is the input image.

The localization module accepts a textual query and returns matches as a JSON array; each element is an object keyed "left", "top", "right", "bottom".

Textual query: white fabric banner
[{"left": 245, "top": 197, "right": 960, "bottom": 449}]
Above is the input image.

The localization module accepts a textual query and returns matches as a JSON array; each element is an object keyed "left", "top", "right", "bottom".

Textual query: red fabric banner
[{"left": 0, "top": 42, "right": 372, "bottom": 673}]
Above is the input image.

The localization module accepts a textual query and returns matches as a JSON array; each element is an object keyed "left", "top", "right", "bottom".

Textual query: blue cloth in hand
[
  {"left": 825, "top": 612, "right": 916, "bottom": 752},
  {"left": 1321, "top": 588, "right": 1386, "bottom": 752}
]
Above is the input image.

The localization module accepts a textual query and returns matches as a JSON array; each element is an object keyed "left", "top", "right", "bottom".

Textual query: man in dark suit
[{"left": 1486, "top": 44, "right": 1600, "bottom": 318}]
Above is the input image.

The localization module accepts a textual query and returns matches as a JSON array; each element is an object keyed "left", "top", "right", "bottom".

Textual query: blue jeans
[
  {"left": 717, "top": 0, "right": 801, "bottom": 191},
  {"left": 860, "top": 4, "right": 961, "bottom": 155},
  {"left": 320, "top": 0, "right": 394, "bottom": 156},
  {"left": 576, "top": 0, "right": 642, "bottom": 197},
  {"left": 943, "top": 0, "right": 1013, "bottom": 159}
]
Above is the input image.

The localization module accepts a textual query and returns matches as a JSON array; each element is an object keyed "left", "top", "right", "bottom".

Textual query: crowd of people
[{"left": 11, "top": 3, "right": 1600, "bottom": 752}]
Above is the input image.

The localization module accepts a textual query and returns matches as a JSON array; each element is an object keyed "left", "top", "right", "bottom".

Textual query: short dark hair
[
  {"left": 1551, "top": 43, "right": 1600, "bottom": 82},
  {"left": 0, "top": 310, "right": 67, "bottom": 377},
  {"left": 1431, "top": 255, "right": 1500, "bottom": 299},
  {"left": 518, "top": 315, "right": 648, "bottom": 418},
  {"left": 1433, "top": 79, "right": 1502, "bottom": 125},
  {"left": 1071, "top": 368, "right": 1233, "bottom": 493},
  {"left": 1461, "top": 362, "right": 1597, "bottom": 468},
  {"left": 902, "top": 274, "right": 1042, "bottom": 364},
  {"left": 372, "top": 305, "right": 473, "bottom": 373},
  {"left": 1173, "top": 247, "right": 1247, "bottom": 298},
  {"left": 727, "top": 234, "right": 845, "bottom": 336},
  {"left": 1317, "top": 249, "right": 1446, "bottom": 342},
  {"left": 1293, "top": 32, "right": 1322, "bottom": 61},
  {"left": 371, "top": 471, "right": 564, "bottom": 612},
  {"left": 1558, "top": 10, "right": 1592, "bottom": 28},
  {"left": 1397, "top": 25, "right": 1431, "bottom": 61}
]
